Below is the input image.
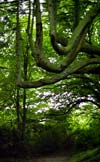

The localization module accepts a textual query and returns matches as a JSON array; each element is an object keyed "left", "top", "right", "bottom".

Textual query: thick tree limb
[
  {"left": 75, "top": 66, "right": 100, "bottom": 74},
  {"left": 81, "top": 42, "right": 100, "bottom": 57},
  {"left": 17, "top": 57, "right": 100, "bottom": 88}
]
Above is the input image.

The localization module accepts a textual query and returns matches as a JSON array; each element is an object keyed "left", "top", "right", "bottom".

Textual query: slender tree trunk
[
  {"left": 16, "top": 0, "right": 21, "bottom": 136},
  {"left": 21, "top": 44, "right": 28, "bottom": 140},
  {"left": 21, "top": 0, "right": 31, "bottom": 140},
  {"left": 21, "top": 89, "right": 27, "bottom": 140},
  {"left": 16, "top": 88, "right": 20, "bottom": 130}
]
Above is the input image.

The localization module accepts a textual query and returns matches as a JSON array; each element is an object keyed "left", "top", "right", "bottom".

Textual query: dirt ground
[{"left": 0, "top": 152, "right": 71, "bottom": 162}]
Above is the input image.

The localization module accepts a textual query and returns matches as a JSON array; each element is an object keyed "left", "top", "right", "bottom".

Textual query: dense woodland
[{"left": 0, "top": 0, "right": 100, "bottom": 161}]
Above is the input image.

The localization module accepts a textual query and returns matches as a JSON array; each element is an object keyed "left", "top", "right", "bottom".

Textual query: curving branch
[
  {"left": 66, "top": 98, "right": 100, "bottom": 113},
  {"left": 17, "top": 57, "right": 100, "bottom": 88}
]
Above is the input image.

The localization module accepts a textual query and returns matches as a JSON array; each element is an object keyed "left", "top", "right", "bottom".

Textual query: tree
[
  {"left": 14, "top": 0, "right": 100, "bottom": 88},
  {"left": 0, "top": 0, "right": 100, "bottom": 89}
]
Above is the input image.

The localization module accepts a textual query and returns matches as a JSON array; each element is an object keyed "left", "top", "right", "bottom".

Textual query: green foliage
[
  {"left": 70, "top": 147, "right": 100, "bottom": 162},
  {"left": 66, "top": 104, "right": 100, "bottom": 149}
]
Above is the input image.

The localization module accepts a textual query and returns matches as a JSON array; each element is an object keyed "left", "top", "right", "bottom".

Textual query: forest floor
[{"left": 0, "top": 152, "right": 72, "bottom": 162}]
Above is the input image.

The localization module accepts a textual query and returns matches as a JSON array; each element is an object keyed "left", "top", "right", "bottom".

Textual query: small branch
[
  {"left": 0, "top": 1, "right": 16, "bottom": 5},
  {"left": 0, "top": 66, "right": 8, "bottom": 69}
]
